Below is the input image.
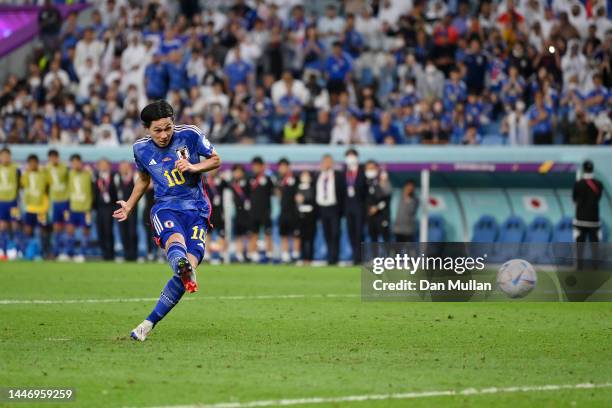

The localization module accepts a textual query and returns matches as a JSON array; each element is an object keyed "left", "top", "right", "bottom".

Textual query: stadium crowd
[
  {"left": 0, "top": 146, "right": 419, "bottom": 263},
  {"left": 0, "top": 0, "right": 610, "bottom": 145}
]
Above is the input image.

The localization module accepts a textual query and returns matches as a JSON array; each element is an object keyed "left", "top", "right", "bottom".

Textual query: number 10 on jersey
[{"left": 164, "top": 169, "right": 185, "bottom": 187}]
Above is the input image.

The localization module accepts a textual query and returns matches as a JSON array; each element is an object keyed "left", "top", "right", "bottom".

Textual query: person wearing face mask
[
  {"left": 364, "top": 160, "right": 392, "bottom": 243},
  {"left": 295, "top": 171, "right": 316, "bottom": 264},
  {"left": 343, "top": 148, "right": 367, "bottom": 265}
]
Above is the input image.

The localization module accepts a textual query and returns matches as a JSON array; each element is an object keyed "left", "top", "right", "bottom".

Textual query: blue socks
[
  {"left": 166, "top": 242, "right": 187, "bottom": 274},
  {"left": 51, "top": 231, "right": 64, "bottom": 256},
  {"left": 146, "top": 275, "right": 186, "bottom": 325}
]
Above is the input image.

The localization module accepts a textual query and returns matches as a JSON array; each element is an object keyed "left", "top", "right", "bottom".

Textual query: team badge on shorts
[{"left": 176, "top": 146, "right": 189, "bottom": 160}]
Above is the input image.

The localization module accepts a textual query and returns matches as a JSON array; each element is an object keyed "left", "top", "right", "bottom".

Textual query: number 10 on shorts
[{"left": 191, "top": 226, "right": 206, "bottom": 242}]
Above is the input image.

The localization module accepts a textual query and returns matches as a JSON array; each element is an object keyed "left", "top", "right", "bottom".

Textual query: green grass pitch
[{"left": 1, "top": 262, "right": 612, "bottom": 407}]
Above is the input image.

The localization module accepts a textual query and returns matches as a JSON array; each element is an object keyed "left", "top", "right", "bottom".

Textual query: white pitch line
[
  {"left": 0, "top": 294, "right": 359, "bottom": 305},
  {"left": 139, "top": 382, "right": 612, "bottom": 408}
]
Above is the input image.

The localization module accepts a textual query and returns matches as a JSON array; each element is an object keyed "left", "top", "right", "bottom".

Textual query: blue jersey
[{"left": 133, "top": 125, "right": 215, "bottom": 218}]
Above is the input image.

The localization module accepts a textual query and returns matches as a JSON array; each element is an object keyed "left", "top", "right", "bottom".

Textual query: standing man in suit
[
  {"left": 116, "top": 161, "right": 138, "bottom": 261},
  {"left": 94, "top": 158, "right": 118, "bottom": 261},
  {"left": 343, "top": 148, "right": 367, "bottom": 265},
  {"left": 316, "top": 154, "right": 345, "bottom": 265}
]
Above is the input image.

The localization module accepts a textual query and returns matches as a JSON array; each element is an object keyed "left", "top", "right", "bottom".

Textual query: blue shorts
[
  {"left": 52, "top": 201, "right": 70, "bottom": 224},
  {"left": 23, "top": 211, "right": 48, "bottom": 227},
  {"left": 0, "top": 200, "right": 19, "bottom": 222},
  {"left": 151, "top": 208, "right": 208, "bottom": 265},
  {"left": 69, "top": 211, "right": 92, "bottom": 228}
]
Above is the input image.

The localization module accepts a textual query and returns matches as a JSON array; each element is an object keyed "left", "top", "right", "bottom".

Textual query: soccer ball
[{"left": 496, "top": 259, "right": 537, "bottom": 298}]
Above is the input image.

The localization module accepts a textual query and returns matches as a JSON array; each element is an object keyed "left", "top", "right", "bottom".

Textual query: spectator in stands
[
  {"left": 38, "top": 0, "right": 63, "bottom": 51},
  {"left": 527, "top": 91, "right": 555, "bottom": 144},
  {"left": 74, "top": 27, "right": 105, "bottom": 74}
]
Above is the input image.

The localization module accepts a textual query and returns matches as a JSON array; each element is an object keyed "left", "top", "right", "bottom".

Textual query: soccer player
[
  {"left": 21, "top": 154, "right": 49, "bottom": 258},
  {"left": 112, "top": 100, "right": 220, "bottom": 341},
  {"left": 66, "top": 154, "right": 93, "bottom": 263},
  {"left": 229, "top": 164, "right": 251, "bottom": 263},
  {"left": 0, "top": 148, "right": 21, "bottom": 260},
  {"left": 46, "top": 149, "right": 70, "bottom": 260}
]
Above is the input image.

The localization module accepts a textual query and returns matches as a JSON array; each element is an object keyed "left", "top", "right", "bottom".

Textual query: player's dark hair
[
  {"left": 0, "top": 147, "right": 10, "bottom": 154},
  {"left": 70, "top": 154, "right": 82, "bottom": 162},
  {"left": 406, "top": 179, "right": 416, "bottom": 185},
  {"left": 583, "top": 160, "right": 594, "bottom": 173},
  {"left": 48, "top": 149, "right": 59, "bottom": 158},
  {"left": 140, "top": 100, "right": 174, "bottom": 128},
  {"left": 251, "top": 156, "right": 264, "bottom": 165},
  {"left": 232, "top": 164, "right": 245, "bottom": 172},
  {"left": 278, "top": 158, "right": 289, "bottom": 166},
  {"left": 365, "top": 159, "right": 378, "bottom": 167},
  {"left": 345, "top": 148, "right": 358, "bottom": 157},
  {"left": 27, "top": 154, "right": 39, "bottom": 162}
]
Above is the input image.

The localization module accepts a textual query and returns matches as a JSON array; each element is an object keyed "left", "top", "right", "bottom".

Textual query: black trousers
[
  {"left": 368, "top": 212, "right": 390, "bottom": 243},
  {"left": 395, "top": 233, "right": 415, "bottom": 243},
  {"left": 299, "top": 212, "right": 317, "bottom": 261},
  {"left": 96, "top": 205, "right": 115, "bottom": 260},
  {"left": 319, "top": 205, "right": 340, "bottom": 265},
  {"left": 120, "top": 211, "right": 138, "bottom": 261},
  {"left": 345, "top": 205, "right": 364, "bottom": 264},
  {"left": 575, "top": 226, "right": 600, "bottom": 270}
]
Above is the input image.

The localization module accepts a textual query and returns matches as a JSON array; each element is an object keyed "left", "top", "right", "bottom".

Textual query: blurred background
[{"left": 0, "top": 0, "right": 610, "bottom": 264}]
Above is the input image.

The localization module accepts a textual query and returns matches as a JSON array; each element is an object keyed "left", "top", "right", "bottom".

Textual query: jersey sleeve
[
  {"left": 133, "top": 145, "right": 147, "bottom": 174},
  {"left": 192, "top": 128, "right": 215, "bottom": 158}
]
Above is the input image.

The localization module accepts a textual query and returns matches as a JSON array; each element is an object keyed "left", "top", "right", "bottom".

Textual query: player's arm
[
  {"left": 176, "top": 149, "right": 221, "bottom": 174},
  {"left": 113, "top": 171, "right": 151, "bottom": 222}
]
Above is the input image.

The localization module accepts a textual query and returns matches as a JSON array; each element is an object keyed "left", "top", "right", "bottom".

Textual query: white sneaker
[
  {"left": 130, "top": 320, "right": 154, "bottom": 342},
  {"left": 57, "top": 253, "right": 69, "bottom": 261},
  {"left": 73, "top": 254, "right": 85, "bottom": 263}
]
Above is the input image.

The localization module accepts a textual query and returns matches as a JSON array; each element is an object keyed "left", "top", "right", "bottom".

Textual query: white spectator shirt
[
  {"left": 43, "top": 69, "right": 70, "bottom": 90},
  {"left": 74, "top": 39, "right": 105, "bottom": 71}
]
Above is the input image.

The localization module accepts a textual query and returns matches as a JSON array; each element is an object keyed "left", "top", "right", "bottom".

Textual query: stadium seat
[
  {"left": 428, "top": 215, "right": 446, "bottom": 242},
  {"left": 471, "top": 215, "right": 499, "bottom": 242},
  {"left": 553, "top": 217, "right": 574, "bottom": 243},
  {"left": 524, "top": 216, "right": 553, "bottom": 264},
  {"left": 470, "top": 214, "right": 499, "bottom": 259},
  {"left": 493, "top": 215, "right": 526, "bottom": 261}
]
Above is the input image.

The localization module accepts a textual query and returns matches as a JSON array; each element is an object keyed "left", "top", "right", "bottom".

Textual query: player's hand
[
  {"left": 113, "top": 200, "right": 131, "bottom": 222},
  {"left": 368, "top": 206, "right": 377, "bottom": 215},
  {"left": 175, "top": 159, "right": 194, "bottom": 173}
]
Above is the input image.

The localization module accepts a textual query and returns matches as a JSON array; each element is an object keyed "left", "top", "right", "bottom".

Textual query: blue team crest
[{"left": 176, "top": 146, "right": 189, "bottom": 160}]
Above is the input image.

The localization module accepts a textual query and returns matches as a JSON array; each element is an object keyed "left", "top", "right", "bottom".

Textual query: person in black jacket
[
  {"left": 343, "top": 148, "right": 367, "bottom": 264},
  {"left": 296, "top": 170, "right": 317, "bottom": 264},
  {"left": 230, "top": 164, "right": 251, "bottom": 262},
  {"left": 315, "top": 154, "right": 346, "bottom": 265},
  {"left": 365, "top": 160, "right": 392, "bottom": 243},
  {"left": 248, "top": 156, "right": 274, "bottom": 262},
  {"left": 276, "top": 158, "right": 300, "bottom": 263},
  {"left": 573, "top": 160, "right": 604, "bottom": 270},
  {"left": 205, "top": 168, "right": 228, "bottom": 262},
  {"left": 115, "top": 161, "right": 138, "bottom": 261},
  {"left": 94, "top": 158, "right": 118, "bottom": 261},
  {"left": 573, "top": 160, "right": 604, "bottom": 243}
]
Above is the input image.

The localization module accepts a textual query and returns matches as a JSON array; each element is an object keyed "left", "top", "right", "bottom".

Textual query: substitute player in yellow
[
  {"left": 66, "top": 154, "right": 93, "bottom": 262},
  {"left": 21, "top": 154, "right": 49, "bottom": 258},
  {"left": 0, "top": 147, "right": 21, "bottom": 260},
  {"left": 46, "top": 149, "right": 70, "bottom": 260}
]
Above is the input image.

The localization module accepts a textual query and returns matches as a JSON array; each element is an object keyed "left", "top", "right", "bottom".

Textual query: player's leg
[
  {"left": 248, "top": 219, "right": 260, "bottom": 262},
  {"left": 0, "top": 219, "right": 7, "bottom": 259}
]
